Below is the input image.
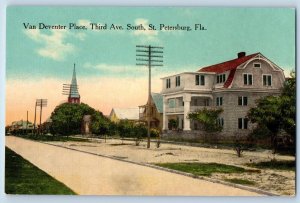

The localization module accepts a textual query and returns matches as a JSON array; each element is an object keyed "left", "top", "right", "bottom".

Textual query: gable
[
  {"left": 230, "top": 54, "right": 285, "bottom": 89},
  {"left": 151, "top": 93, "right": 163, "bottom": 113}
]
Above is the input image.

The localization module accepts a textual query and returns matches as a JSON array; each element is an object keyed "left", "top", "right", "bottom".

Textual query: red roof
[
  {"left": 223, "top": 68, "right": 236, "bottom": 88},
  {"left": 198, "top": 53, "right": 259, "bottom": 88},
  {"left": 198, "top": 53, "right": 259, "bottom": 73}
]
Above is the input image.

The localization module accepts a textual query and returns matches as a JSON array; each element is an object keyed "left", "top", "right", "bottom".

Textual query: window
[
  {"left": 238, "top": 96, "right": 248, "bottom": 106},
  {"left": 253, "top": 63, "right": 261, "bottom": 68},
  {"left": 238, "top": 118, "right": 248, "bottom": 129},
  {"left": 204, "top": 99, "right": 210, "bottom": 106},
  {"left": 216, "top": 97, "right": 223, "bottom": 106},
  {"left": 244, "top": 74, "right": 253, "bottom": 85},
  {"left": 217, "top": 118, "right": 224, "bottom": 127},
  {"left": 263, "top": 75, "right": 272, "bottom": 86},
  {"left": 217, "top": 74, "right": 226, "bottom": 83},
  {"left": 175, "top": 76, "right": 180, "bottom": 87},
  {"left": 195, "top": 74, "right": 205, "bottom": 86},
  {"left": 166, "top": 78, "right": 171, "bottom": 88},
  {"left": 193, "top": 98, "right": 197, "bottom": 106}
]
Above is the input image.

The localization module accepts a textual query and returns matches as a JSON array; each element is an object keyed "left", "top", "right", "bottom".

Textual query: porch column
[
  {"left": 162, "top": 98, "right": 168, "bottom": 130},
  {"left": 183, "top": 94, "right": 191, "bottom": 131}
]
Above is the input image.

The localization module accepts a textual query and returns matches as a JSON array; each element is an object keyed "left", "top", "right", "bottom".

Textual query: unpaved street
[{"left": 6, "top": 136, "right": 261, "bottom": 196}]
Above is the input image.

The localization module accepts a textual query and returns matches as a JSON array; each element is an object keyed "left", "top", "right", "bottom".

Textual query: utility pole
[
  {"left": 36, "top": 99, "right": 47, "bottom": 134},
  {"left": 34, "top": 101, "right": 37, "bottom": 134},
  {"left": 136, "top": 45, "right": 163, "bottom": 148},
  {"left": 26, "top": 110, "right": 28, "bottom": 134}
]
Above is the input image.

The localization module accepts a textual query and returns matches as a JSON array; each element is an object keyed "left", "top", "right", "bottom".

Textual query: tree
[
  {"left": 247, "top": 96, "right": 283, "bottom": 153},
  {"left": 281, "top": 71, "right": 296, "bottom": 141},
  {"left": 50, "top": 103, "right": 101, "bottom": 136},
  {"left": 91, "top": 111, "right": 111, "bottom": 136},
  {"left": 247, "top": 71, "right": 296, "bottom": 153},
  {"left": 118, "top": 120, "right": 134, "bottom": 139},
  {"left": 188, "top": 108, "right": 223, "bottom": 132},
  {"left": 132, "top": 123, "right": 147, "bottom": 146}
]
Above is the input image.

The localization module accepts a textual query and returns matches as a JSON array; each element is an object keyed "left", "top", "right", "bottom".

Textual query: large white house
[{"left": 161, "top": 52, "right": 285, "bottom": 138}]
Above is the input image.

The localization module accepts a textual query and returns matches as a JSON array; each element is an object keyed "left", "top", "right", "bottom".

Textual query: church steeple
[{"left": 68, "top": 63, "right": 80, "bottom": 104}]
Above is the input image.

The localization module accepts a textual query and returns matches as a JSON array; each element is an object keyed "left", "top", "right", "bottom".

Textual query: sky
[{"left": 6, "top": 7, "right": 295, "bottom": 125}]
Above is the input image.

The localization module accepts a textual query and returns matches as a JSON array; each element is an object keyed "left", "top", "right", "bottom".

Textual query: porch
[{"left": 163, "top": 94, "right": 213, "bottom": 131}]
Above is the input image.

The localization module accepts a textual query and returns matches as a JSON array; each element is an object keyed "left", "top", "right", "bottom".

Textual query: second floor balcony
[{"left": 166, "top": 105, "right": 212, "bottom": 114}]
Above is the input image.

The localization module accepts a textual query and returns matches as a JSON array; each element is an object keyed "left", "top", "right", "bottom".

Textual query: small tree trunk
[{"left": 271, "top": 133, "right": 278, "bottom": 154}]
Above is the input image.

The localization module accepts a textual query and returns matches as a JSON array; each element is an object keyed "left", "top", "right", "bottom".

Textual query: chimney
[{"left": 237, "top": 52, "right": 246, "bottom": 58}]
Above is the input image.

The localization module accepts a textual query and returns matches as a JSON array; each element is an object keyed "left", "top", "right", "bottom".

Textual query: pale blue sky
[{"left": 7, "top": 7, "right": 295, "bottom": 80}]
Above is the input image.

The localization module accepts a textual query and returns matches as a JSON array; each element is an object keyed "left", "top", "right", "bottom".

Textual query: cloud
[
  {"left": 23, "top": 19, "right": 93, "bottom": 60},
  {"left": 77, "top": 19, "right": 91, "bottom": 27},
  {"left": 73, "top": 19, "right": 91, "bottom": 40},
  {"left": 83, "top": 62, "right": 148, "bottom": 74},
  {"left": 83, "top": 62, "right": 199, "bottom": 79},
  {"left": 283, "top": 67, "right": 295, "bottom": 78},
  {"left": 133, "top": 18, "right": 158, "bottom": 41},
  {"left": 24, "top": 29, "right": 75, "bottom": 61}
]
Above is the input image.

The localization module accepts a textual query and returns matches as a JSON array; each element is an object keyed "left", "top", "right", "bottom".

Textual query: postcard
[{"left": 5, "top": 7, "right": 295, "bottom": 196}]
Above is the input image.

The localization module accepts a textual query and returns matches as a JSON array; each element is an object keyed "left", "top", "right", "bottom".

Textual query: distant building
[
  {"left": 8, "top": 120, "right": 34, "bottom": 134},
  {"left": 139, "top": 93, "right": 163, "bottom": 130},
  {"left": 109, "top": 107, "right": 139, "bottom": 123}
]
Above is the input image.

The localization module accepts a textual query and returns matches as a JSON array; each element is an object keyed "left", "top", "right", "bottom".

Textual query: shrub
[
  {"left": 150, "top": 128, "right": 160, "bottom": 138},
  {"left": 168, "top": 119, "right": 178, "bottom": 130}
]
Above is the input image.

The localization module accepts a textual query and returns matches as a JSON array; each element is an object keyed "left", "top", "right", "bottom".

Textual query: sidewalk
[{"left": 6, "top": 136, "right": 261, "bottom": 196}]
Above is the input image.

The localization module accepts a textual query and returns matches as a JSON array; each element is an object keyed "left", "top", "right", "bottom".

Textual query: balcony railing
[
  {"left": 166, "top": 106, "right": 184, "bottom": 113},
  {"left": 139, "top": 113, "right": 146, "bottom": 120},
  {"left": 190, "top": 106, "right": 211, "bottom": 112},
  {"left": 166, "top": 106, "right": 212, "bottom": 113}
]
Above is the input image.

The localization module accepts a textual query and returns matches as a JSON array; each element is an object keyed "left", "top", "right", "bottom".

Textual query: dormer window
[
  {"left": 175, "top": 76, "right": 180, "bottom": 87},
  {"left": 217, "top": 74, "right": 226, "bottom": 83},
  {"left": 166, "top": 78, "right": 171, "bottom": 88},
  {"left": 195, "top": 74, "right": 205, "bottom": 86},
  {"left": 253, "top": 63, "right": 261, "bottom": 68}
]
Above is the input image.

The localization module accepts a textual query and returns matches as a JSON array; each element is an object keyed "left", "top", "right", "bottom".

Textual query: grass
[
  {"left": 155, "top": 162, "right": 248, "bottom": 176},
  {"left": 224, "top": 178, "right": 256, "bottom": 186},
  {"left": 246, "top": 160, "right": 295, "bottom": 171},
  {"left": 5, "top": 147, "right": 76, "bottom": 194},
  {"left": 15, "top": 134, "right": 90, "bottom": 142},
  {"left": 110, "top": 143, "right": 132, "bottom": 146}
]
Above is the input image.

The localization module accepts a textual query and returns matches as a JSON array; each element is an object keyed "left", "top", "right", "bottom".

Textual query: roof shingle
[
  {"left": 198, "top": 52, "right": 259, "bottom": 88},
  {"left": 198, "top": 53, "right": 259, "bottom": 73},
  {"left": 112, "top": 108, "right": 139, "bottom": 120}
]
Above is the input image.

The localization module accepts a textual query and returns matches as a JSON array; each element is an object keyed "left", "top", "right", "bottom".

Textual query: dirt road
[{"left": 6, "top": 136, "right": 261, "bottom": 196}]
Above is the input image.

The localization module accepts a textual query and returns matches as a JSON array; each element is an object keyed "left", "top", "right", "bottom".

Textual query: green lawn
[
  {"left": 224, "top": 178, "right": 256, "bottom": 186},
  {"left": 15, "top": 134, "right": 90, "bottom": 142},
  {"left": 156, "top": 162, "right": 248, "bottom": 176},
  {"left": 5, "top": 147, "right": 76, "bottom": 194},
  {"left": 246, "top": 160, "right": 295, "bottom": 171}
]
